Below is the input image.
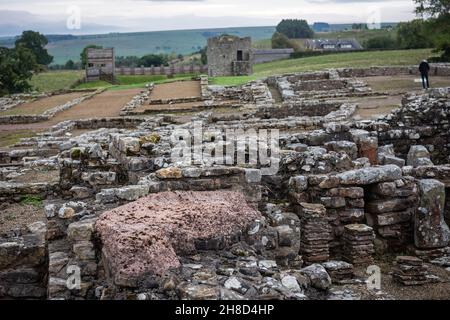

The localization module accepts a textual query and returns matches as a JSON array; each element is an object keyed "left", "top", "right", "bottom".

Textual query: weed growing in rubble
[{"left": 20, "top": 195, "right": 44, "bottom": 208}]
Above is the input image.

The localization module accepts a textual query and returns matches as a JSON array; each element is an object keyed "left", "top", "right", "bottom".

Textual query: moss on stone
[{"left": 140, "top": 133, "right": 161, "bottom": 145}]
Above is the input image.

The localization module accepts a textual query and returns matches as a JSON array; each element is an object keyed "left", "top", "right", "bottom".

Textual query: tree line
[
  {"left": 271, "top": 1, "right": 449, "bottom": 61},
  {"left": 0, "top": 31, "right": 53, "bottom": 96},
  {"left": 49, "top": 45, "right": 183, "bottom": 71}
]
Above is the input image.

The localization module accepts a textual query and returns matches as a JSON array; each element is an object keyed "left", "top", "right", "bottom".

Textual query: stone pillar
[
  {"left": 392, "top": 256, "right": 429, "bottom": 286},
  {"left": 342, "top": 224, "right": 375, "bottom": 265},
  {"left": 414, "top": 179, "right": 450, "bottom": 249},
  {"left": 299, "top": 203, "right": 332, "bottom": 265}
]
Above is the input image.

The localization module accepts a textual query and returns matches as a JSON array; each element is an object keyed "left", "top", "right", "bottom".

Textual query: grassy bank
[
  {"left": 30, "top": 73, "right": 199, "bottom": 92},
  {"left": 210, "top": 48, "right": 435, "bottom": 86}
]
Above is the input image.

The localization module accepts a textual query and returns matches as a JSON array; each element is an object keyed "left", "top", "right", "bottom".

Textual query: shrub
[
  {"left": 271, "top": 32, "right": 301, "bottom": 52},
  {"left": 396, "top": 20, "right": 432, "bottom": 49},
  {"left": 364, "top": 35, "right": 399, "bottom": 50}
]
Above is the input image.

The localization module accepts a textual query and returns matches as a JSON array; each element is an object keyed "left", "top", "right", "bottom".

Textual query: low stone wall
[
  {"left": 119, "top": 84, "right": 153, "bottom": 116},
  {"left": 0, "top": 115, "right": 48, "bottom": 124},
  {"left": 337, "top": 64, "right": 450, "bottom": 78},
  {"left": 256, "top": 101, "right": 343, "bottom": 118},
  {"left": 0, "top": 93, "right": 48, "bottom": 112},
  {"left": 270, "top": 70, "right": 372, "bottom": 102},
  {"left": 0, "top": 181, "right": 58, "bottom": 201},
  {"left": 0, "top": 149, "right": 59, "bottom": 164}
]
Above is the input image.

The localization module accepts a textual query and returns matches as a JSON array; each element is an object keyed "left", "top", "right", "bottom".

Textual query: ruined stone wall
[
  {"left": 364, "top": 88, "right": 450, "bottom": 164},
  {"left": 256, "top": 101, "right": 342, "bottom": 118},
  {"left": 337, "top": 64, "right": 450, "bottom": 78},
  {"left": 0, "top": 222, "right": 48, "bottom": 299}
]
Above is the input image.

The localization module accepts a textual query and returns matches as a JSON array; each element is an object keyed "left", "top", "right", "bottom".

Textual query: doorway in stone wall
[{"left": 237, "top": 50, "right": 243, "bottom": 61}]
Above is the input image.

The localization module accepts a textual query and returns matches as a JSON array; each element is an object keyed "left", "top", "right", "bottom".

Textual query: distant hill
[
  {"left": 0, "top": 23, "right": 398, "bottom": 65},
  {"left": 0, "top": 26, "right": 276, "bottom": 65}
]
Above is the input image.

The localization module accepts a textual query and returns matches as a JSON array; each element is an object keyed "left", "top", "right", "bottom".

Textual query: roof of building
[{"left": 305, "top": 38, "right": 363, "bottom": 50}]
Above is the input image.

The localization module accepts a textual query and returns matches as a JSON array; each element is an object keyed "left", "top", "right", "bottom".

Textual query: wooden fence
[{"left": 116, "top": 64, "right": 208, "bottom": 76}]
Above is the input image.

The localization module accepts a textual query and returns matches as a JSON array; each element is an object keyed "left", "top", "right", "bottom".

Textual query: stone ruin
[
  {"left": 1, "top": 65, "right": 450, "bottom": 300},
  {"left": 207, "top": 35, "right": 253, "bottom": 77}
]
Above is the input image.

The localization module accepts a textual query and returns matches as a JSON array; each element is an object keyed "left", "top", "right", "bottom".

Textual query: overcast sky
[{"left": 0, "top": 0, "right": 418, "bottom": 34}]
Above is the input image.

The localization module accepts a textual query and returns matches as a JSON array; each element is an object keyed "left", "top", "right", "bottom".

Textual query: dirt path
[
  {"left": 0, "top": 203, "right": 45, "bottom": 236},
  {"left": 363, "top": 75, "right": 450, "bottom": 94},
  {"left": 0, "top": 92, "right": 86, "bottom": 116},
  {"left": 352, "top": 259, "right": 450, "bottom": 300},
  {"left": 0, "top": 89, "right": 140, "bottom": 132},
  {"left": 150, "top": 81, "right": 201, "bottom": 100},
  {"left": 349, "top": 95, "right": 403, "bottom": 120},
  {"left": 49, "top": 88, "right": 140, "bottom": 123}
]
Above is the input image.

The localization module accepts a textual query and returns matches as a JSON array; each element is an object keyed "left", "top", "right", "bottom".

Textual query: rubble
[
  {"left": 1, "top": 67, "right": 450, "bottom": 300},
  {"left": 322, "top": 261, "right": 354, "bottom": 284},
  {"left": 392, "top": 256, "right": 429, "bottom": 286}
]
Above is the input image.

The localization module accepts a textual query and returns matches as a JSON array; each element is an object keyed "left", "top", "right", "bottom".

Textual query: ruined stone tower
[{"left": 207, "top": 35, "right": 253, "bottom": 77}]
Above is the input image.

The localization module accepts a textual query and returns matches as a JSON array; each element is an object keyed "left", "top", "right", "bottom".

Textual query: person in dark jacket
[{"left": 419, "top": 60, "right": 430, "bottom": 89}]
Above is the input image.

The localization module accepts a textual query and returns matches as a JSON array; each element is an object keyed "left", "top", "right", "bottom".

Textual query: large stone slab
[
  {"left": 95, "top": 190, "right": 261, "bottom": 287},
  {"left": 335, "top": 165, "right": 402, "bottom": 186},
  {"left": 415, "top": 179, "right": 450, "bottom": 249}
]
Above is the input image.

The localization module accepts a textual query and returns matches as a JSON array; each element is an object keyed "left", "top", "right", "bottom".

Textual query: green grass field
[
  {"left": 29, "top": 48, "right": 435, "bottom": 91},
  {"left": 29, "top": 70, "right": 85, "bottom": 92},
  {"left": 29, "top": 73, "right": 200, "bottom": 92},
  {"left": 314, "top": 29, "right": 396, "bottom": 45},
  {"left": 210, "top": 48, "right": 435, "bottom": 86}
]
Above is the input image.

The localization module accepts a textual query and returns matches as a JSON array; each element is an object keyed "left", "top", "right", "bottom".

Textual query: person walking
[{"left": 419, "top": 60, "right": 430, "bottom": 90}]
